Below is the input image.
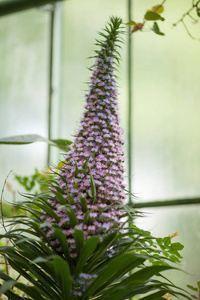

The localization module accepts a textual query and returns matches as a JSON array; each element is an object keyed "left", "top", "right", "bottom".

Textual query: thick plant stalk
[{"left": 42, "top": 17, "right": 125, "bottom": 258}]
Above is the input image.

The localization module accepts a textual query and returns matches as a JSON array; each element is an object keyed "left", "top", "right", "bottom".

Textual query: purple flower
[{"left": 42, "top": 17, "right": 125, "bottom": 261}]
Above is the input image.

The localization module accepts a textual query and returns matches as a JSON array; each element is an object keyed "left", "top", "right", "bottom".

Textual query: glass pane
[
  {"left": 136, "top": 205, "right": 200, "bottom": 288},
  {"left": 133, "top": 0, "right": 200, "bottom": 201},
  {"left": 0, "top": 9, "right": 49, "bottom": 197}
]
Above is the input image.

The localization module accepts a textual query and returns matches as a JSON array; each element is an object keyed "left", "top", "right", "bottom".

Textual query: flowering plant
[{"left": 0, "top": 17, "right": 194, "bottom": 299}]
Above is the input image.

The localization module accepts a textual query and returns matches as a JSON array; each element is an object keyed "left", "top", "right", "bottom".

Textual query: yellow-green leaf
[
  {"left": 151, "top": 4, "right": 164, "bottom": 14},
  {"left": 126, "top": 21, "right": 137, "bottom": 26},
  {"left": 58, "top": 160, "right": 68, "bottom": 168}
]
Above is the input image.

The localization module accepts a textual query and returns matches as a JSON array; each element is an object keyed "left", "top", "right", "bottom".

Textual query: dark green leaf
[
  {"left": 52, "top": 190, "right": 67, "bottom": 205},
  {"left": 34, "top": 202, "right": 59, "bottom": 222},
  {"left": 153, "top": 22, "right": 165, "bottom": 35},
  {"left": 145, "top": 11, "right": 165, "bottom": 21},
  {"left": 65, "top": 207, "right": 78, "bottom": 227},
  {"left": 83, "top": 210, "right": 92, "bottom": 225},
  {"left": 53, "top": 225, "right": 71, "bottom": 263},
  {"left": 140, "top": 290, "right": 168, "bottom": 299},
  {"left": 67, "top": 192, "right": 76, "bottom": 205},
  {"left": 83, "top": 157, "right": 90, "bottom": 174},
  {"left": 74, "top": 162, "right": 79, "bottom": 177},
  {"left": 74, "top": 227, "right": 85, "bottom": 257},
  {"left": 84, "top": 231, "right": 118, "bottom": 273},
  {"left": 96, "top": 265, "right": 173, "bottom": 300},
  {"left": 89, "top": 169, "right": 96, "bottom": 204},
  {"left": 0, "top": 280, "right": 16, "bottom": 297},
  {"left": 53, "top": 256, "right": 72, "bottom": 300},
  {"left": 80, "top": 194, "right": 88, "bottom": 212},
  {"left": 82, "top": 253, "right": 146, "bottom": 299},
  {"left": 51, "top": 138, "right": 72, "bottom": 146},
  {"left": 75, "top": 236, "right": 99, "bottom": 276}
]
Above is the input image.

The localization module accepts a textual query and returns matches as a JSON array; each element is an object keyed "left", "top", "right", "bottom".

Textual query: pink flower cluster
[{"left": 42, "top": 20, "right": 125, "bottom": 257}]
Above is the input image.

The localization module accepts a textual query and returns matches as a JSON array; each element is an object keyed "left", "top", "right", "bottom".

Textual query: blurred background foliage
[{"left": 0, "top": 0, "right": 200, "bottom": 293}]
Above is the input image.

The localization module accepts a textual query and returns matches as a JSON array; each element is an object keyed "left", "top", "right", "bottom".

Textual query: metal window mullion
[
  {"left": 47, "top": 6, "right": 55, "bottom": 166},
  {"left": 128, "top": 0, "right": 133, "bottom": 205}
]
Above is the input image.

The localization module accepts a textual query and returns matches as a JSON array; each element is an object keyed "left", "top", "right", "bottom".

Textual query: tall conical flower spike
[{"left": 42, "top": 17, "right": 125, "bottom": 257}]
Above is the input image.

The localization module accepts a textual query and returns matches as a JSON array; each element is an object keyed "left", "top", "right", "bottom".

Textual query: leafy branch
[
  {"left": 173, "top": 0, "right": 200, "bottom": 40},
  {"left": 126, "top": 0, "right": 200, "bottom": 40},
  {"left": 126, "top": 1, "right": 167, "bottom": 36}
]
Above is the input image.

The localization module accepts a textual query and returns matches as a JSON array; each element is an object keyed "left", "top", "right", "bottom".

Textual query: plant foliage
[{"left": 0, "top": 16, "right": 196, "bottom": 300}]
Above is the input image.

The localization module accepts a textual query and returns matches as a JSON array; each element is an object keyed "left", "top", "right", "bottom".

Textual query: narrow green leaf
[
  {"left": 83, "top": 157, "right": 90, "bottom": 174},
  {"left": 51, "top": 225, "right": 73, "bottom": 269},
  {"left": 96, "top": 265, "right": 174, "bottom": 300},
  {"left": 74, "top": 162, "right": 79, "bottom": 177},
  {"left": 0, "top": 134, "right": 50, "bottom": 145},
  {"left": 74, "top": 227, "right": 85, "bottom": 257},
  {"left": 80, "top": 194, "right": 87, "bottom": 211},
  {"left": 32, "top": 256, "right": 52, "bottom": 264},
  {"left": 84, "top": 231, "right": 118, "bottom": 273},
  {"left": 88, "top": 189, "right": 92, "bottom": 198},
  {"left": 0, "top": 134, "right": 72, "bottom": 152},
  {"left": 2, "top": 289, "right": 23, "bottom": 300},
  {"left": 51, "top": 138, "right": 72, "bottom": 146},
  {"left": 83, "top": 210, "right": 92, "bottom": 225},
  {"left": 50, "top": 138, "right": 72, "bottom": 151},
  {"left": 34, "top": 202, "right": 59, "bottom": 222},
  {"left": 0, "top": 280, "right": 16, "bottom": 297},
  {"left": 65, "top": 207, "right": 78, "bottom": 227},
  {"left": 82, "top": 253, "right": 146, "bottom": 299},
  {"left": 14, "top": 282, "right": 46, "bottom": 299},
  {"left": 51, "top": 185, "right": 65, "bottom": 195},
  {"left": 139, "top": 290, "right": 168, "bottom": 299},
  {"left": 67, "top": 192, "right": 76, "bottom": 205},
  {"left": 75, "top": 236, "right": 99, "bottom": 276},
  {"left": 90, "top": 169, "right": 96, "bottom": 204},
  {"left": 52, "top": 190, "right": 67, "bottom": 205},
  {"left": 53, "top": 256, "right": 72, "bottom": 300}
]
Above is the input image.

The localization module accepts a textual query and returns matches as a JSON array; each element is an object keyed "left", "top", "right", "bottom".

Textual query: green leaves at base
[
  {"left": 75, "top": 236, "right": 99, "bottom": 276},
  {"left": 53, "top": 256, "right": 72, "bottom": 300},
  {"left": 82, "top": 253, "right": 145, "bottom": 299},
  {"left": 153, "top": 22, "right": 165, "bottom": 36}
]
